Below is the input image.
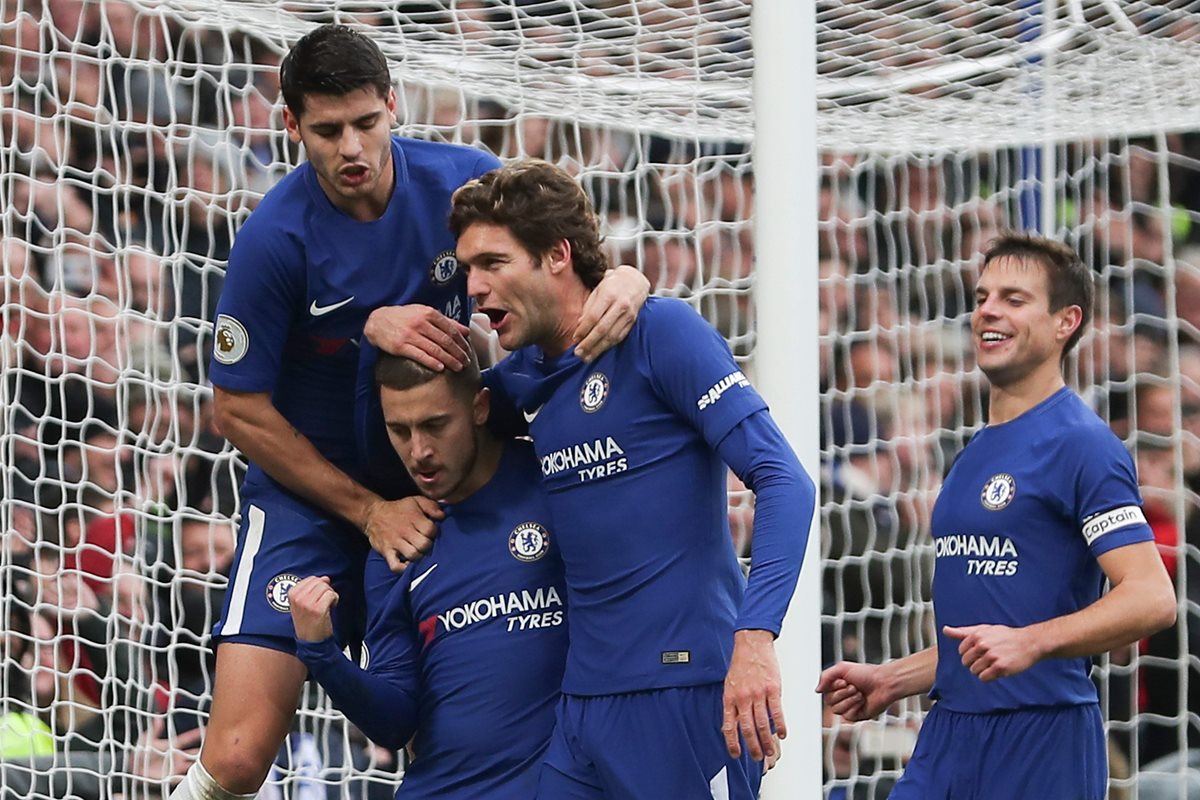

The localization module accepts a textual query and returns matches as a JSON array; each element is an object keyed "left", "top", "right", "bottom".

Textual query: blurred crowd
[{"left": 1, "top": 1, "right": 1200, "bottom": 799}]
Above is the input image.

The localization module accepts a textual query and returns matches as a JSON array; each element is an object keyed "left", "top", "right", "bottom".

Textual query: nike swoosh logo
[
  {"left": 522, "top": 405, "right": 543, "bottom": 424},
  {"left": 409, "top": 563, "right": 438, "bottom": 592},
  {"left": 309, "top": 296, "right": 355, "bottom": 316}
]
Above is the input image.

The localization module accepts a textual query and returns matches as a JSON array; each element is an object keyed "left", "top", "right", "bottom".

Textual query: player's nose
[
  {"left": 410, "top": 433, "right": 435, "bottom": 461},
  {"left": 339, "top": 127, "right": 364, "bottom": 159},
  {"left": 466, "top": 269, "right": 488, "bottom": 301},
  {"left": 974, "top": 295, "right": 1001, "bottom": 319}
]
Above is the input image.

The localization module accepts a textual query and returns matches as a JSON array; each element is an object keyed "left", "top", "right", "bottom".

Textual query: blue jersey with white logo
[
  {"left": 209, "top": 137, "right": 498, "bottom": 494},
  {"left": 488, "top": 297, "right": 809, "bottom": 695},
  {"left": 297, "top": 440, "right": 567, "bottom": 798},
  {"left": 930, "top": 387, "right": 1153, "bottom": 712}
]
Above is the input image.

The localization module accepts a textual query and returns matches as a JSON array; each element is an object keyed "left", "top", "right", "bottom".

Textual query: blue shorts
[
  {"left": 536, "top": 684, "right": 762, "bottom": 800},
  {"left": 212, "top": 483, "right": 371, "bottom": 655},
  {"left": 889, "top": 703, "right": 1106, "bottom": 800}
]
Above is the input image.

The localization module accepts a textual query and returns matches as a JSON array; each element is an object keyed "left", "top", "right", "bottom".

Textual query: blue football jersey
[
  {"left": 488, "top": 297, "right": 771, "bottom": 695},
  {"left": 299, "top": 441, "right": 567, "bottom": 798},
  {"left": 209, "top": 137, "right": 498, "bottom": 493},
  {"left": 930, "top": 387, "right": 1153, "bottom": 711}
]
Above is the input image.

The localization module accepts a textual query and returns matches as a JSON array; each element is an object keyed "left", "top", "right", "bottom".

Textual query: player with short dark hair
[
  {"left": 289, "top": 351, "right": 567, "bottom": 798},
  {"left": 449, "top": 159, "right": 817, "bottom": 798},
  {"left": 179, "top": 26, "right": 646, "bottom": 800},
  {"left": 278, "top": 25, "right": 393, "bottom": 117},
  {"left": 818, "top": 231, "right": 1177, "bottom": 799}
]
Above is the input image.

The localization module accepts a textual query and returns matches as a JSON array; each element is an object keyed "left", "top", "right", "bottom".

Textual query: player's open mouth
[
  {"left": 481, "top": 307, "right": 509, "bottom": 330},
  {"left": 416, "top": 469, "right": 441, "bottom": 485},
  {"left": 340, "top": 165, "right": 369, "bottom": 184}
]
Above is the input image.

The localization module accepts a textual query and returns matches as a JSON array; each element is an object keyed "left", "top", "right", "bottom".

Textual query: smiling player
[{"left": 818, "top": 232, "right": 1176, "bottom": 799}]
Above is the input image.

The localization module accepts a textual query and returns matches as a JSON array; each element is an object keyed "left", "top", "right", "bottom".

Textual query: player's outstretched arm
[
  {"left": 573, "top": 264, "right": 650, "bottom": 362},
  {"left": 213, "top": 387, "right": 443, "bottom": 571},
  {"left": 815, "top": 647, "right": 937, "bottom": 722},
  {"left": 290, "top": 576, "right": 420, "bottom": 750},
  {"left": 944, "top": 541, "right": 1175, "bottom": 683}
]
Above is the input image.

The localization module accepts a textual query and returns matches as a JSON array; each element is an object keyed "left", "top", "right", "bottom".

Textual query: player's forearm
[
  {"left": 213, "top": 388, "right": 379, "bottom": 531},
  {"left": 1023, "top": 575, "right": 1176, "bottom": 661},
  {"left": 722, "top": 413, "right": 816, "bottom": 633},
  {"left": 295, "top": 637, "right": 419, "bottom": 751},
  {"left": 879, "top": 646, "right": 938, "bottom": 702}
]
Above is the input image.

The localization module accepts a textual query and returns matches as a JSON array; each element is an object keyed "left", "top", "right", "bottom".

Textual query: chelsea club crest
[
  {"left": 580, "top": 372, "right": 609, "bottom": 413},
  {"left": 980, "top": 473, "right": 1016, "bottom": 511},
  {"left": 266, "top": 573, "right": 301, "bottom": 612},
  {"left": 430, "top": 250, "right": 459, "bottom": 286},
  {"left": 509, "top": 522, "right": 550, "bottom": 562}
]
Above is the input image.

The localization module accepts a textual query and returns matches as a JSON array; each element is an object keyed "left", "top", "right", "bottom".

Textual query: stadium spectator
[
  {"left": 1176, "top": 255, "right": 1200, "bottom": 334},
  {"left": 148, "top": 516, "right": 235, "bottom": 707},
  {"left": 104, "top": 1, "right": 194, "bottom": 127},
  {"left": 819, "top": 232, "right": 1176, "bottom": 798},
  {"left": 0, "top": 594, "right": 53, "bottom": 762},
  {"left": 819, "top": 255, "right": 854, "bottom": 339},
  {"left": 205, "top": 71, "right": 291, "bottom": 201},
  {"left": 449, "top": 158, "right": 814, "bottom": 796},
  {"left": 641, "top": 233, "right": 697, "bottom": 296},
  {"left": 28, "top": 547, "right": 148, "bottom": 747}
]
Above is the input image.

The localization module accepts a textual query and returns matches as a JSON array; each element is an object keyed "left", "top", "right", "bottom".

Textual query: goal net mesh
[{"left": 0, "top": 0, "right": 1197, "bottom": 797}]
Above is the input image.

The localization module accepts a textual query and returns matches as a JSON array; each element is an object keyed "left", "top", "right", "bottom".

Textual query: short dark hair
[
  {"left": 449, "top": 159, "right": 609, "bottom": 289},
  {"left": 374, "top": 350, "right": 481, "bottom": 398},
  {"left": 981, "top": 231, "right": 1094, "bottom": 356},
  {"left": 280, "top": 24, "right": 392, "bottom": 117}
]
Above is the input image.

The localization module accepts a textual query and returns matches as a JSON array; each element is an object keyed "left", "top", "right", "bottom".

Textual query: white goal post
[{"left": 2, "top": 2, "right": 1200, "bottom": 799}]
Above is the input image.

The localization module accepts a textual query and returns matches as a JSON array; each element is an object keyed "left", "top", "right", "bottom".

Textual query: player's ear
[
  {"left": 283, "top": 105, "right": 302, "bottom": 145},
  {"left": 1056, "top": 304, "right": 1083, "bottom": 344},
  {"left": 386, "top": 88, "right": 398, "bottom": 126},
  {"left": 545, "top": 239, "right": 572, "bottom": 276},
  {"left": 473, "top": 387, "right": 490, "bottom": 427}
]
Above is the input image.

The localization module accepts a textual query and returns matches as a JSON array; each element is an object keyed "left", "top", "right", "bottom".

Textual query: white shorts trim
[
  {"left": 709, "top": 765, "right": 730, "bottom": 800},
  {"left": 222, "top": 504, "right": 266, "bottom": 636}
]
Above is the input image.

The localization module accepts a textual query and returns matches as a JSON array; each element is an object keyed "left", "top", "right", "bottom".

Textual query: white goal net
[{"left": 0, "top": 0, "right": 1197, "bottom": 798}]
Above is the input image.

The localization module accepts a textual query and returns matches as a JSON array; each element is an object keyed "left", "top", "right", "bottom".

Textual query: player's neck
[
  {"left": 443, "top": 432, "right": 504, "bottom": 504},
  {"left": 986, "top": 361, "right": 1067, "bottom": 425},
  {"left": 538, "top": 284, "right": 590, "bottom": 360}
]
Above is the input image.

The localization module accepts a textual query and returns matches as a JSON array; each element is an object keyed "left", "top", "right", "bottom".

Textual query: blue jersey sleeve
[
  {"left": 717, "top": 410, "right": 815, "bottom": 635},
  {"left": 209, "top": 213, "right": 304, "bottom": 393},
  {"left": 641, "top": 299, "right": 767, "bottom": 442},
  {"left": 471, "top": 151, "right": 502, "bottom": 177},
  {"left": 639, "top": 299, "right": 808, "bottom": 634},
  {"left": 1071, "top": 430, "right": 1154, "bottom": 558},
  {"left": 296, "top": 556, "right": 421, "bottom": 750}
]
